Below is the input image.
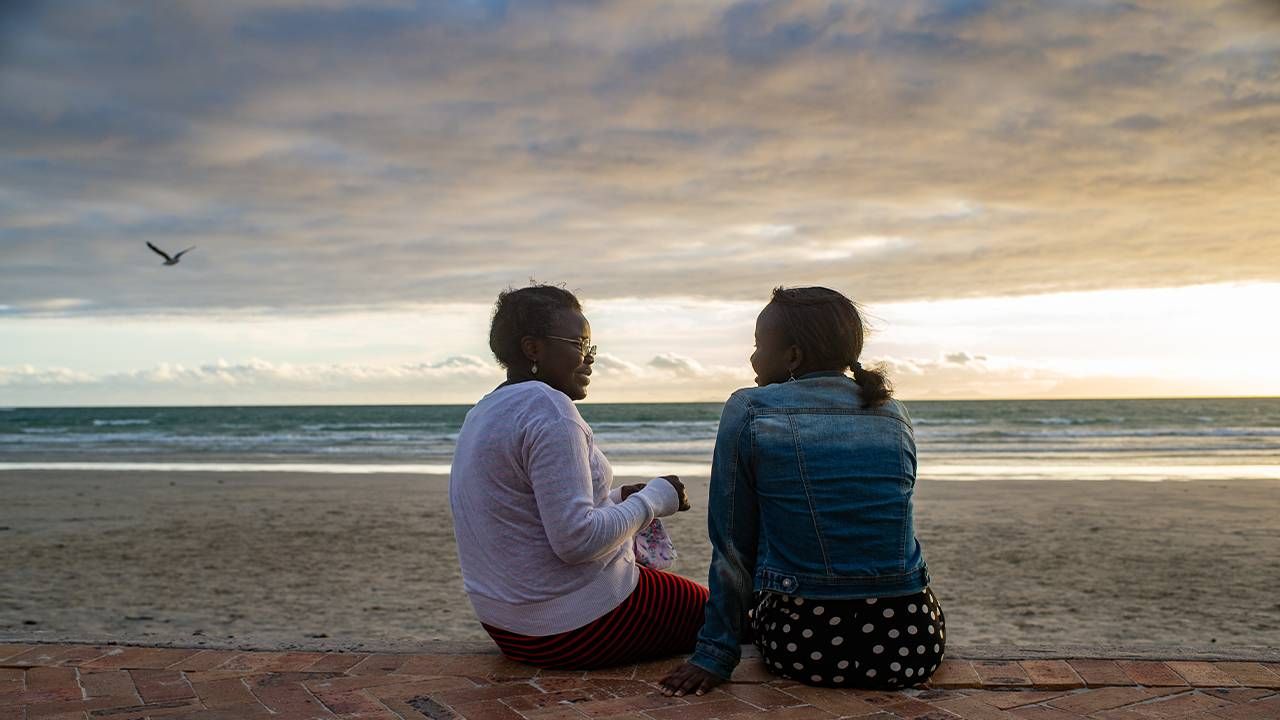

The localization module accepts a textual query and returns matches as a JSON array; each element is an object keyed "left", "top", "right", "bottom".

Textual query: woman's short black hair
[
  {"left": 488, "top": 284, "right": 583, "bottom": 369},
  {"left": 768, "top": 286, "right": 893, "bottom": 408}
]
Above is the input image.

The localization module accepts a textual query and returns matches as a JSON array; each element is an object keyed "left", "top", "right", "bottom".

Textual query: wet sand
[{"left": 2, "top": 470, "right": 1278, "bottom": 653}]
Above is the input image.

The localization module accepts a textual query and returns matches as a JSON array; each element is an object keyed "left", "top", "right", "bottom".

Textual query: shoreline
[{"left": 4, "top": 463, "right": 1280, "bottom": 481}]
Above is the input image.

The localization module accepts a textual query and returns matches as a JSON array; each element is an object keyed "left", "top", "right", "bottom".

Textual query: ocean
[{"left": 2, "top": 397, "right": 1278, "bottom": 481}]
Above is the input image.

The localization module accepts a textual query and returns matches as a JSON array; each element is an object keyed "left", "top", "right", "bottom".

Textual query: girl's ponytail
[{"left": 850, "top": 361, "right": 892, "bottom": 408}]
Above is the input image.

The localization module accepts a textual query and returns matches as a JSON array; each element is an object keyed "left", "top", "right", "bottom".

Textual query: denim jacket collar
[{"left": 794, "top": 370, "right": 848, "bottom": 380}]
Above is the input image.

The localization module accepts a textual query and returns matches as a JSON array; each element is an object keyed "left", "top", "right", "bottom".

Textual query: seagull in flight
[{"left": 146, "top": 242, "right": 196, "bottom": 266}]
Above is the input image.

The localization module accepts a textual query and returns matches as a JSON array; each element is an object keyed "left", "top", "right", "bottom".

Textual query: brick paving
[{"left": 1, "top": 643, "right": 1278, "bottom": 720}]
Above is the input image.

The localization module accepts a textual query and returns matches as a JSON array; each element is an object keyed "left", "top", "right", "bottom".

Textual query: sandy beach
[{"left": 2, "top": 469, "right": 1278, "bottom": 654}]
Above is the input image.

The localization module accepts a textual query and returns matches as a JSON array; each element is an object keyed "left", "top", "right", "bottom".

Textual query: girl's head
[
  {"left": 489, "top": 284, "right": 595, "bottom": 400},
  {"left": 750, "top": 286, "right": 892, "bottom": 407}
]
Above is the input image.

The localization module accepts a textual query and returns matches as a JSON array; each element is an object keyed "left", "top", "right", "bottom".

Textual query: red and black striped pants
[{"left": 482, "top": 567, "right": 709, "bottom": 669}]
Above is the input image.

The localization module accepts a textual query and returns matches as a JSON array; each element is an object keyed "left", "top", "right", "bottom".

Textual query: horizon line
[{"left": 4, "top": 394, "right": 1279, "bottom": 410}]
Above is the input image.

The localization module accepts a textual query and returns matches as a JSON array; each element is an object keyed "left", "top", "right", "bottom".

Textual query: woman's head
[
  {"left": 750, "top": 286, "right": 892, "bottom": 407},
  {"left": 489, "top": 284, "right": 595, "bottom": 400}
]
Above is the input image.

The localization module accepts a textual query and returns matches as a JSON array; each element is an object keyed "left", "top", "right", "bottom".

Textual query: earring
[
  {"left": 531, "top": 361, "right": 538, "bottom": 375},
  {"left": 787, "top": 370, "right": 796, "bottom": 382}
]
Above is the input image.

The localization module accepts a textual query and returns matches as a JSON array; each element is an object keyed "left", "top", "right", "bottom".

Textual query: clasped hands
[{"left": 619, "top": 475, "right": 691, "bottom": 511}]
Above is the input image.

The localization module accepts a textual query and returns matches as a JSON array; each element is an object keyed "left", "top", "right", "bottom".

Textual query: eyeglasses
[{"left": 545, "top": 335, "right": 597, "bottom": 358}]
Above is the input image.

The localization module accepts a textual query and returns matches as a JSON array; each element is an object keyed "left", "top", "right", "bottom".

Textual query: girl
[{"left": 662, "top": 286, "right": 944, "bottom": 693}]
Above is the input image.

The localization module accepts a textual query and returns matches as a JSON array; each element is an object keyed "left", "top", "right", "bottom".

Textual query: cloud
[
  {"left": 720, "top": 1, "right": 845, "bottom": 66},
  {"left": 0, "top": 299, "right": 94, "bottom": 315},
  {"left": 589, "top": 352, "right": 751, "bottom": 401},
  {"left": 0, "top": 357, "right": 498, "bottom": 388},
  {"left": 872, "top": 353, "right": 1074, "bottom": 398},
  {"left": 0, "top": 352, "right": 749, "bottom": 405},
  {"left": 1111, "top": 113, "right": 1166, "bottom": 132},
  {"left": 867, "top": 351, "right": 1231, "bottom": 400},
  {"left": 0, "top": 347, "right": 1231, "bottom": 406},
  {"left": 0, "top": 357, "right": 504, "bottom": 405},
  {"left": 0, "top": 365, "right": 96, "bottom": 386},
  {"left": 802, "top": 236, "right": 914, "bottom": 261},
  {"left": 590, "top": 352, "right": 646, "bottom": 376},
  {"left": 427, "top": 355, "right": 489, "bottom": 370},
  {"left": 647, "top": 353, "right": 709, "bottom": 378},
  {"left": 1, "top": 1, "right": 1279, "bottom": 316},
  {"left": 732, "top": 224, "right": 797, "bottom": 239}
]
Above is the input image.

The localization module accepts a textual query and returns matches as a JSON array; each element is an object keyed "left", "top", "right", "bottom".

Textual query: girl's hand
[
  {"left": 660, "top": 475, "right": 691, "bottom": 511},
  {"left": 659, "top": 662, "right": 724, "bottom": 697}
]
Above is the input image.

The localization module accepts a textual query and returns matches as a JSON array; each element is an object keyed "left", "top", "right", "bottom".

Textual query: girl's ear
[{"left": 787, "top": 345, "right": 803, "bottom": 372}]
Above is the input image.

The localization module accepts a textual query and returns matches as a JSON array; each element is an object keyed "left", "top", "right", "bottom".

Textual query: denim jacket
[{"left": 688, "top": 371, "right": 929, "bottom": 679}]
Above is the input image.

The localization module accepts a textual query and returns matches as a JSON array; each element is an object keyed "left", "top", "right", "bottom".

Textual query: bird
[{"left": 146, "top": 242, "right": 196, "bottom": 266}]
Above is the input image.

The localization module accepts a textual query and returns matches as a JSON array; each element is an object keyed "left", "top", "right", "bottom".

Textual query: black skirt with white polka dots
[{"left": 749, "top": 586, "right": 945, "bottom": 689}]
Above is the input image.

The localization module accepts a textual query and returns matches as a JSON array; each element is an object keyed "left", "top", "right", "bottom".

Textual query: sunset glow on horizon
[{"left": 4, "top": 281, "right": 1277, "bottom": 405}]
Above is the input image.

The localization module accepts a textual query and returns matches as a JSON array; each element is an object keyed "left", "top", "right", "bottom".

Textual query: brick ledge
[
  {"left": 6, "top": 634, "right": 1279, "bottom": 663},
  {"left": 2, "top": 642, "right": 1280, "bottom": 720}
]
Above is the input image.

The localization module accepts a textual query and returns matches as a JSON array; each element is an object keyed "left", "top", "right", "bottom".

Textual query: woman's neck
[{"left": 499, "top": 371, "right": 540, "bottom": 389}]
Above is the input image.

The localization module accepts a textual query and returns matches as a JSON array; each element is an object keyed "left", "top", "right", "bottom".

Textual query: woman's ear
[{"left": 520, "top": 335, "right": 541, "bottom": 363}]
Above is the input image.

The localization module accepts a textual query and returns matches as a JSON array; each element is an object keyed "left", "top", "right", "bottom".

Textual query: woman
[
  {"left": 661, "top": 286, "right": 944, "bottom": 694},
  {"left": 450, "top": 284, "right": 708, "bottom": 669}
]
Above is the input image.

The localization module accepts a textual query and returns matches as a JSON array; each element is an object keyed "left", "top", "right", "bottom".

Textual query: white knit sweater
[{"left": 448, "top": 381, "right": 680, "bottom": 635}]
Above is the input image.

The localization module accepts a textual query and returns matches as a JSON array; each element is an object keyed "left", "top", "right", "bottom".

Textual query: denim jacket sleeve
[{"left": 688, "top": 393, "right": 757, "bottom": 679}]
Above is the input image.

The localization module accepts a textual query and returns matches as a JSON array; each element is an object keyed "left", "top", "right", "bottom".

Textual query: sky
[{"left": 1, "top": 0, "right": 1278, "bottom": 405}]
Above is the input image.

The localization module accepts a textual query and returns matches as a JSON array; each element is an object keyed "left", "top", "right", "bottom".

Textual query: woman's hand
[
  {"left": 660, "top": 475, "right": 692, "bottom": 511},
  {"left": 618, "top": 483, "right": 646, "bottom": 500},
  {"left": 659, "top": 662, "right": 724, "bottom": 697}
]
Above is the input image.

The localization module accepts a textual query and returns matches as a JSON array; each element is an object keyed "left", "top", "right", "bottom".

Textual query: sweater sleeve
[{"left": 526, "top": 415, "right": 678, "bottom": 565}]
